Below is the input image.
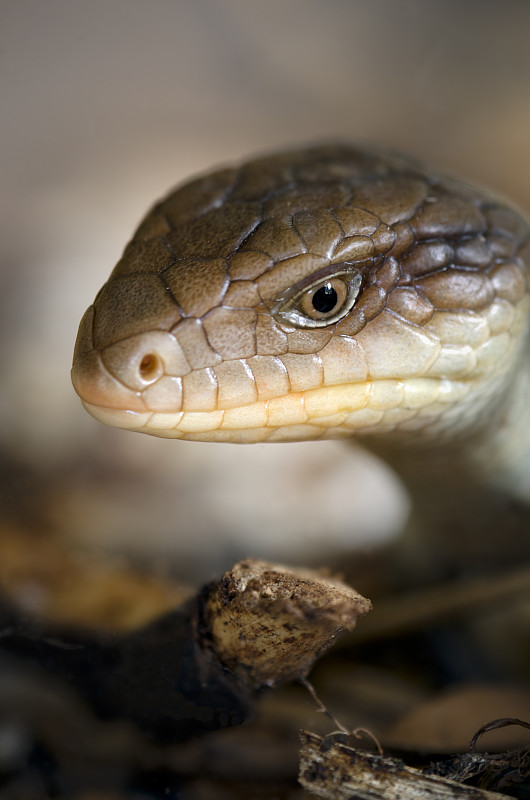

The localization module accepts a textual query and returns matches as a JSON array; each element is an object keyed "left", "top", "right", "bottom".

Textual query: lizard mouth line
[{"left": 80, "top": 375, "right": 477, "bottom": 442}]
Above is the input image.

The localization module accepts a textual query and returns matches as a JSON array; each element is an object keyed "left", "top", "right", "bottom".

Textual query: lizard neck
[
  {"left": 362, "top": 354, "right": 530, "bottom": 507},
  {"left": 355, "top": 357, "right": 530, "bottom": 579}
]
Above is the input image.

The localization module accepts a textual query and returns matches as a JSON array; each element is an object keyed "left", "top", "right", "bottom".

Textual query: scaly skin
[{"left": 72, "top": 145, "right": 530, "bottom": 498}]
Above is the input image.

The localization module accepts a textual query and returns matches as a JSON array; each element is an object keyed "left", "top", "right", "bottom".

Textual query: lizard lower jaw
[{"left": 80, "top": 376, "right": 484, "bottom": 444}]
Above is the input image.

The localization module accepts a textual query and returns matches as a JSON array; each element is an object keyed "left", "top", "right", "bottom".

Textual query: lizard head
[{"left": 72, "top": 145, "right": 530, "bottom": 446}]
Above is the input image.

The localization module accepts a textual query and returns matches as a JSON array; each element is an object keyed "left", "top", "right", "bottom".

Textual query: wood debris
[
  {"left": 299, "top": 731, "right": 524, "bottom": 800},
  {"left": 0, "top": 558, "right": 370, "bottom": 743},
  {"left": 201, "top": 558, "right": 371, "bottom": 688}
]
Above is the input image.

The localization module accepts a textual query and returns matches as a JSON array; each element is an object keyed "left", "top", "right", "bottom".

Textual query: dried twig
[
  {"left": 299, "top": 731, "right": 509, "bottom": 799},
  {"left": 0, "top": 559, "right": 370, "bottom": 743},
  {"left": 202, "top": 559, "right": 371, "bottom": 688},
  {"left": 470, "top": 717, "right": 530, "bottom": 752}
]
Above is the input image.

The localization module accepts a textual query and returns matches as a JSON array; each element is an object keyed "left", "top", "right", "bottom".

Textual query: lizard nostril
[{"left": 139, "top": 353, "right": 162, "bottom": 383}]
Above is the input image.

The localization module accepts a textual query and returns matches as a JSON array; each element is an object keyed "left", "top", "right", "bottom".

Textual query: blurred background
[{"left": 1, "top": 0, "right": 530, "bottom": 584}]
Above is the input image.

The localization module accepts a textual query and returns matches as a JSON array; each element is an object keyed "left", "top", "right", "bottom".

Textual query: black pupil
[{"left": 312, "top": 283, "right": 338, "bottom": 314}]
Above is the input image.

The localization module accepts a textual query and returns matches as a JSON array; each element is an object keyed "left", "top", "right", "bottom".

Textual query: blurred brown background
[{"left": 1, "top": 0, "right": 529, "bottom": 581}]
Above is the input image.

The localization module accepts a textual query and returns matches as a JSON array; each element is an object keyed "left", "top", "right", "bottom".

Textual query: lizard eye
[{"left": 272, "top": 264, "right": 363, "bottom": 329}]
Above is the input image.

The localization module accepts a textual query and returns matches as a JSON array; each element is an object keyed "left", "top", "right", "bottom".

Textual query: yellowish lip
[
  {"left": 81, "top": 401, "right": 152, "bottom": 429},
  {"left": 79, "top": 376, "right": 476, "bottom": 444}
]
